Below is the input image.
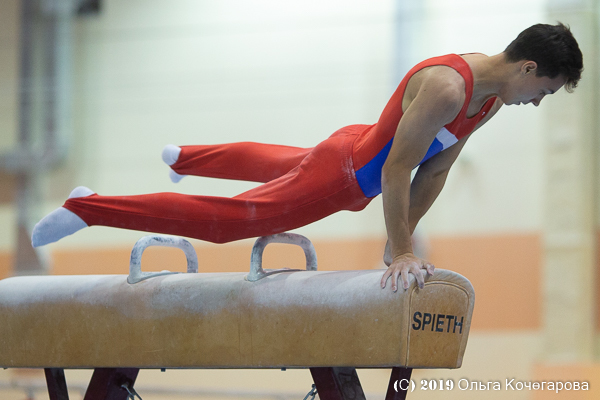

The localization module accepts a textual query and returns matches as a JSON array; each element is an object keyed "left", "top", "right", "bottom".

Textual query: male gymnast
[{"left": 32, "top": 23, "right": 583, "bottom": 292}]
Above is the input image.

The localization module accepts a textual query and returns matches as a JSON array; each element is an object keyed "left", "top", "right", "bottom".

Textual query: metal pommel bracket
[
  {"left": 246, "top": 233, "right": 317, "bottom": 282},
  {"left": 128, "top": 235, "right": 198, "bottom": 284}
]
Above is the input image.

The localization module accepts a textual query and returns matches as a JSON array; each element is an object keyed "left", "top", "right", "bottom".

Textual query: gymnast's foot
[
  {"left": 162, "top": 144, "right": 186, "bottom": 183},
  {"left": 31, "top": 186, "right": 94, "bottom": 247}
]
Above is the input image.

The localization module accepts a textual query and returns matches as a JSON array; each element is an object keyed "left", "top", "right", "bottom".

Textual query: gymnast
[{"left": 32, "top": 23, "right": 583, "bottom": 292}]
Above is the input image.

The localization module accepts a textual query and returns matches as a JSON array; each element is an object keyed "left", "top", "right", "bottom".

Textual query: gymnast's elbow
[{"left": 381, "top": 159, "right": 413, "bottom": 190}]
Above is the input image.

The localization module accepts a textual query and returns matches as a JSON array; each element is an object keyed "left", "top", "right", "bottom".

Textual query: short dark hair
[{"left": 504, "top": 23, "right": 583, "bottom": 92}]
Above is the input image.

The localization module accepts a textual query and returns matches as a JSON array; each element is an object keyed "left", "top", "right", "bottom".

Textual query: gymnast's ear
[{"left": 521, "top": 60, "right": 538, "bottom": 75}]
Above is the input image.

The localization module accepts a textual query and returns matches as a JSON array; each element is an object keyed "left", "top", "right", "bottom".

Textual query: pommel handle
[
  {"left": 128, "top": 235, "right": 198, "bottom": 284},
  {"left": 246, "top": 233, "right": 317, "bottom": 282}
]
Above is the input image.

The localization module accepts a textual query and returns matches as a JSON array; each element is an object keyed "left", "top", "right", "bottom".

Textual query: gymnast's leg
[
  {"left": 32, "top": 130, "right": 370, "bottom": 247},
  {"left": 163, "top": 142, "right": 312, "bottom": 183},
  {"left": 33, "top": 139, "right": 311, "bottom": 247}
]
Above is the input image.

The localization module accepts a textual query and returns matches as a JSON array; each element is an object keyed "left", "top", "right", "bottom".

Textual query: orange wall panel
[
  {"left": 0, "top": 252, "right": 12, "bottom": 280},
  {"left": 429, "top": 234, "right": 542, "bottom": 331}
]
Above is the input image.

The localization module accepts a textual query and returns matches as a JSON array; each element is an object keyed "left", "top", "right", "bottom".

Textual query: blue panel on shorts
[{"left": 355, "top": 138, "right": 443, "bottom": 197}]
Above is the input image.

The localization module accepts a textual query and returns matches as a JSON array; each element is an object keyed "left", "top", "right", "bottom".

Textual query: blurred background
[{"left": 0, "top": 0, "right": 599, "bottom": 399}]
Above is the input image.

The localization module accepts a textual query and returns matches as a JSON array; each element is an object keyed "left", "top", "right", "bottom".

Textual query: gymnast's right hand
[{"left": 380, "top": 252, "right": 434, "bottom": 292}]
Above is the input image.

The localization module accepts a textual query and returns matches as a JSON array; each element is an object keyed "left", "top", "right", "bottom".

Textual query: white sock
[
  {"left": 68, "top": 186, "right": 94, "bottom": 199},
  {"left": 31, "top": 186, "right": 94, "bottom": 248},
  {"left": 169, "top": 169, "right": 186, "bottom": 183},
  {"left": 161, "top": 144, "right": 181, "bottom": 166},
  {"left": 162, "top": 144, "right": 187, "bottom": 183}
]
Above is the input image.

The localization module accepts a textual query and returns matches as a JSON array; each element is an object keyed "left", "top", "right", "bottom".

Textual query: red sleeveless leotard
[{"left": 352, "top": 54, "right": 496, "bottom": 197}]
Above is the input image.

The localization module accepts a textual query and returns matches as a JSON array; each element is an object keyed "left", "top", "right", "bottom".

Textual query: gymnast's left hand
[{"left": 380, "top": 253, "right": 434, "bottom": 292}]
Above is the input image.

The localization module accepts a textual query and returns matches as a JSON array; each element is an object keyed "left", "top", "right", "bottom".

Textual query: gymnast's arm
[
  {"left": 380, "top": 71, "right": 464, "bottom": 292},
  {"left": 409, "top": 135, "right": 470, "bottom": 231},
  {"left": 382, "top": 137, "right": 468, "bottom": 266},
  {"left": 406, "top": 95, "right": 505, "bottom": 230},
  {"left": 382, "top": 97, "right": 504, "bottom": 273}
]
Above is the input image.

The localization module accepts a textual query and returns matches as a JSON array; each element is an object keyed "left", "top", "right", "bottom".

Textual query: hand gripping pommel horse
[{"left": 0, "top": 233, "right": 475, "bottom": 400}]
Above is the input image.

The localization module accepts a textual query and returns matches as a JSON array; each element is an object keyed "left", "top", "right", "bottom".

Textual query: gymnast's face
[{"left": 503, "top": 62, "right": 566, "bottom": 107}]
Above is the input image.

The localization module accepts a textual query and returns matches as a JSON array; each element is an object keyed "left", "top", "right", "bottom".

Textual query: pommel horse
[{"left": 0, "top": 233, "right": 475, "bottom": 400}]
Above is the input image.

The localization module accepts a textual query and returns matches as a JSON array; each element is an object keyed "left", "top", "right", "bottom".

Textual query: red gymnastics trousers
[{"left": 63, "top": 126, "right": 374, "bottom": 243}]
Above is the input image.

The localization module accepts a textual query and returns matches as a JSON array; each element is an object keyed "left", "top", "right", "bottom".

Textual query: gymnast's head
[{"left": 500, "top": 22, "right": 583, "bottom": 106}]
